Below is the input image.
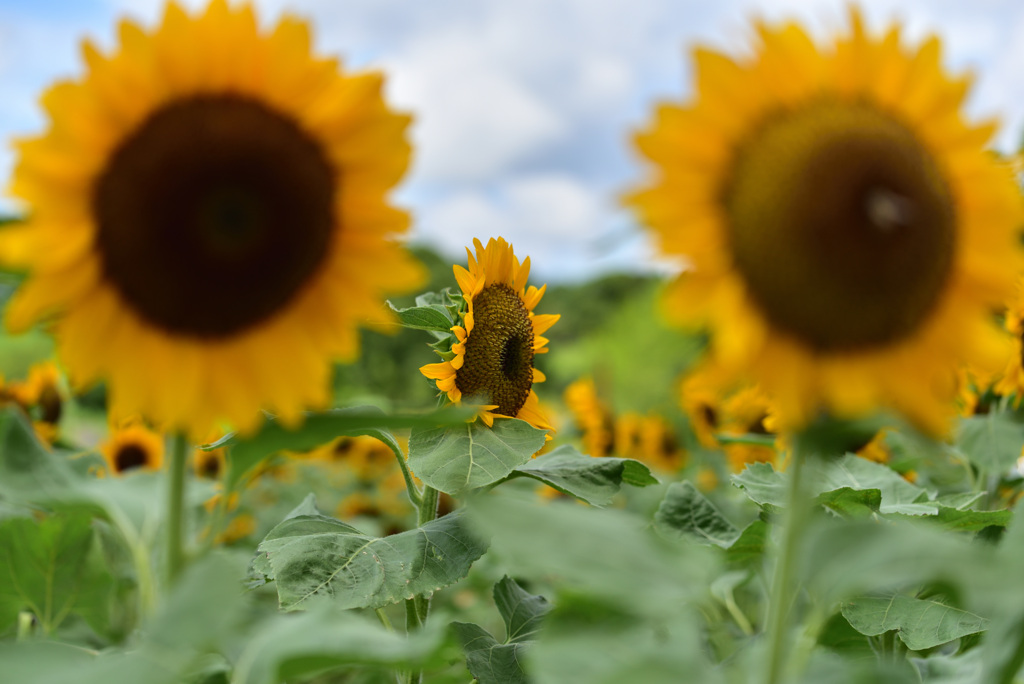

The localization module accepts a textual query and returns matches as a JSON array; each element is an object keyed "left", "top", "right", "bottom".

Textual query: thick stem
[
  {"left": 765, "top": 440, "right": 810, "bottom": 684},
  {"left": 165, "top": 433, "right": 190, "bottom": 585}
]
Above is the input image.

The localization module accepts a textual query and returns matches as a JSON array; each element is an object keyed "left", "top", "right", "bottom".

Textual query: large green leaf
[
  {"left": 732, "top": 457, "right": 934, "bottom": 516},
  {"left": 453, "top": 622, "right": 529, "bottom": 684},
  {"left": 211, "top": 405, "right": 471, "bottom": 490},
  {"left": 409, "top": 418, "right": 548, "bottom": 495},
  {"left": 725, "top": 519, "right": 768, "bottom": 570},
  {"left": 653, "top": 482, "right": 739, "bottom": 547},
  {"left": 814, "top": 455, "right": 935, "bottom": 516},
  {"left": 529, "top": 597, "right": 717, "bottom": 684},
  {"left": 816, "top": 487, "right": 882, "bottom": 518},
  {"left": 255, "top": 495, "right": 487, "bottom": 610},
  {"left": 507, "top": 445, "right": 657, "bottom": 506},
  {"left": 466, "top": 492, "right": 713, "bottom": 616},
  {"left": 841, "top": 593, "right": 988, "bottom": 651},
  {"left": 0, "top": 408, "right": 75, "bottom": 502},
  {"left": 955, "top": 412, "right": 1024, "bottom": 474},
  {"left": 495, "top": 575, "right": 552, "bottom": 642},
  {"left": 233, "top": 606, "right": 448, "bottom": 684},
  {"left": 0, "top": 511, "right": 114, "bottom": 636}
]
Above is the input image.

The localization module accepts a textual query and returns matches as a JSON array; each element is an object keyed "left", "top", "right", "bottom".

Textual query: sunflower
[
  {"left": 101, "top": 421, "right": 165, "bottom": 475},
  {"left": 421, "top": 237, "right": 559, "bottom": 431},
  {"left": 563, "top": 377, "right": 614, "bottom": 457},
  {"left": 996, "top": 281, "right": 1024, "bottom": 402},
  {"left": 718, "top": 386, "right": 779, "bottom": 473},
  {"left": 628, "top": 9, "right": 1023, "bottom": 434},
  {"left": 3, "top": 1, "right": 423, "bottom": 439}
]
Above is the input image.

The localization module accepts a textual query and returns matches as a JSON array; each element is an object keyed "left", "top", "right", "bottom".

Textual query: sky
[{"left": 0, "top": 0, "right": 1021, "bottom": 283}]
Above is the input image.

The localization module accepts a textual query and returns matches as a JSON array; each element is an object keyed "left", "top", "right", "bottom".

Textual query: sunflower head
[
  {"left": 101, "top": 421, "right": 165, "bottom": 475},
  {"left": 420, "top": 237, "right": 559, "bottom": 432},
  {"left": 5, "top": 0, "right": 423, "bottom": 439},
  {"left": 563, "top": 377, "right": 615, "bottom": 457},
  {"left": 629, "top": 8, "right": 1024, "bottom": 434}
]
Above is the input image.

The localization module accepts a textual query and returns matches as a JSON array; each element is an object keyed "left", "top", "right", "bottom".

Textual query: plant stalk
[
  {"left": 165, "top": 433, "right": 190, "bottom": 586},
  {"left": 765, "top": 438, "right": 811, "bottom": 684}
]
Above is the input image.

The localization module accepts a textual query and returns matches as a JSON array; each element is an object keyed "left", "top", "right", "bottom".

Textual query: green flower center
[
  {"left": 456, "top": 283, "right": 535, "bottom": 417},
  {"left": 94, "top": 95, "right": 335, "bottom": 338},
  {"left": 724, "top": 100, "right": 955, "bottom": 351}
]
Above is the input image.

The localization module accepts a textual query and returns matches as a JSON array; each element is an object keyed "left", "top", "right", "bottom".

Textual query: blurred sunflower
[
  {"left": 628, "top": 9, "right": 1023, "bottom": 434},
  {"left": 719, "top": 387, "right": 779, "bottom": 473},
  {"left": 421, "top": 237, "right": 559, "bottom": 431},
  {"left": 996, "top": 281, "right": 1024, "bottom": 402},
  {"left": 564, "top": 377, "right": 614, "bottom": 457},
  {"left": 101, "top": 421, "right": 165, "bottom": 475},
  {"left": 3, "top": 1, "right": 422, "bottom": 438}
]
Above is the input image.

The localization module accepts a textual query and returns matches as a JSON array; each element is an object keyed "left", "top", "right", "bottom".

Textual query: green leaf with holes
[
  {"left": 253, "top": 495, "right": 487, "bottom": 611},
  {"left": 409, "top": 418, "right": 548, "bottom": 495}
]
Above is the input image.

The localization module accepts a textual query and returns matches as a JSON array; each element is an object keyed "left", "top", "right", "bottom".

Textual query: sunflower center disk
[
  {"left": 94, "top": 96, "right": 335, "bottom": 338},
  {"left": 115, "top": 444, "right": 149, "bottom": 472},
  {"left": 455, "top": 283, "right": 535, "bottom": 417},
  {"left": 724, "top": 101, "right": 955, "bottom": 351}
]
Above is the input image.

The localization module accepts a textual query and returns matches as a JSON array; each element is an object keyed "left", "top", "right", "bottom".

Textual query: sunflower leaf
[
  {"left": 653, "top": 482, "right": 739, "bottom": 547},
  {"left": 233, "top": 607, "right": 448, "bottom": 684},
  {"left": 453, "top": 578, "right": 551, "bottom": 684},
  {"left": 408, "top": 418, "right": 548, "bottom": 495},
  {"left": 387, "top": 298, "right": 454, "bottom": 332},
  {"left": 841, "top": 593, "right": 988, "bottom": 651},
  {"left": 955, "top": 412, "right": 1024, "bottom": 474},
  {"left": 254, "top": 499, "right": 487, "bottom": 611},
  {"left": 0, "top": 511, "right": 114, "bottom": 637},
  {"left": 214, "top": 406, "right": 472, "bottom": 490},
  {"left": 506, "top": 445, "right": 658, "bottom": 506}
]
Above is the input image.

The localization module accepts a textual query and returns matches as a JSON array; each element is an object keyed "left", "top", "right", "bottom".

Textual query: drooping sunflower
[
  {"left": 421, "top": 237, "right": 559, "bottom": 431},
  {"left": 101, "top": 421, "right": 165, "bottom": 475},
  {"left": 3, "top": 1, "right": 423, "bottom": 439},
  {"left": 628, "top": 9, "right": 1023, "bottom": 434}
]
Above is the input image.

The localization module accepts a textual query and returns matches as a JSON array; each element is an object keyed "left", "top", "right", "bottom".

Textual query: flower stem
[
  {"left": 165, "top": 433, "right": 189, "bottom": 585},
  {"left": 765, "top": 438, "right": 810, "bottom": 684},
  {"left": 387, "top": 440, "right": 422, "bottom": 508},
  {"left": 402, "top": 485, "right": 440, "bottom": 684}
]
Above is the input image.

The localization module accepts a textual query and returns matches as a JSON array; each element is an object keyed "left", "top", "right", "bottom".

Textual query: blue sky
[{"left": 1, "top": 0, "right": 1022, "bottom": 282}]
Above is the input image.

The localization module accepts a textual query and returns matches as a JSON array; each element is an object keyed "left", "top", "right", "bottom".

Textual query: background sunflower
[
  {"left": 628, "top": 9, "right": 1024, "bottom": 434},
  {"left": 3, "top": 0, "right": 423, "bottom": 438}
]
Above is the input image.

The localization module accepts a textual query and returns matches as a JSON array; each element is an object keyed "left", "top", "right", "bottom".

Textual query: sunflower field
[{"left": 3, "top": 2, "right": 1024, "bottom": 683}]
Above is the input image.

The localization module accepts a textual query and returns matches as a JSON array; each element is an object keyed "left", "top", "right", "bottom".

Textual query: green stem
[
  {"left": 402, "top": 485, "right": 440, "bottom": 684},
  {"left": 765, "top": 439, "right": 810, "bottom": 684},
  {"left": 376, "top": 608, "right": 395, "bottom": 633},
  {"left": 165, "top": 433, "right": 190, "bottom": 586},
  {"left": 387, "top": 441, "right": 422, "bottom": 508}
]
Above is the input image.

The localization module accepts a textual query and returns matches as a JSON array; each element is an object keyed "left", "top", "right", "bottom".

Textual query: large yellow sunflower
[
  {"left": 3, "top": 1, "right": 423, "bottom": 438},
  {"left": 628, "top": 9, "right": 1023, "bottom": 434},
  {"left": 421, "top": 237, "right": 559, "bottom": 431}
]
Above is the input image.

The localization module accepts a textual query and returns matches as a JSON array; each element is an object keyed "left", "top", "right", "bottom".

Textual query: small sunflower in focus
[
  {"left": 564, "top": 377, "right": 615, "bottom": 458},
  {"left": 421, "top": 237, "right": 559, "bottom": 432},
  {"left": 628, "top": 9, "right": 1023, "bottom": 434},
  {"left": 101, "top": 419, "right": 164, "bottom": 476},
  {"left": 3, "top": 0, "right": 423, "bottom": 439}
]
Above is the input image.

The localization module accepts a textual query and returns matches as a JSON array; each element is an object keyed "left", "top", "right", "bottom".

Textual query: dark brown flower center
[
  {"left": 724, "top": 100, "right": 955, "bottom": 351},
  {"left": 94, "top": 95, "right": 335, "bottom": 338},
  {"left": 455, "top": 283, "right": 535, "bottom": 417},
  {"left": 114, "top": 443, "right": 149, "bottom": 472}
]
